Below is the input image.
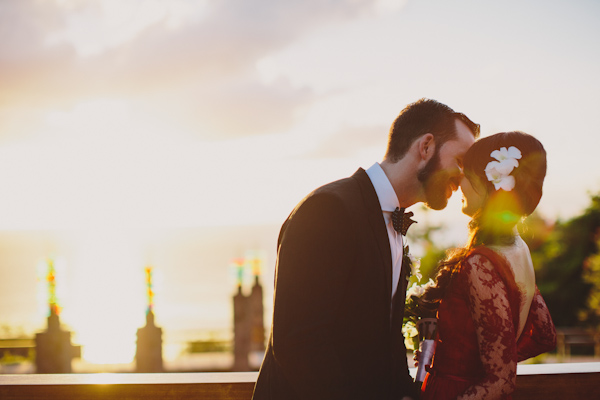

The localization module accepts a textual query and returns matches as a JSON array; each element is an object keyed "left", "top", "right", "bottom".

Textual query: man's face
[{"left": 418, "top": 119, "right": 476, "bottom": 210}]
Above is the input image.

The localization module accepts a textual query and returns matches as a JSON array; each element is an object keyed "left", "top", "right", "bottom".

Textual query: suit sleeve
[{"left": 271, "top": 192, "right": 355, "bottom": 400}]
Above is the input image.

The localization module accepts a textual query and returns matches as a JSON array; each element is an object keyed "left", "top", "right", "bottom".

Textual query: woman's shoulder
[
  {"left": 460, "top": 246, "right": 501, "bottom": 274},
  {"left": 457, "top": 252, "right": 489, "bottom": 285},
  {"left": 463, "top": 246, "right": 512, "bottom": 273},
  {"left": 459, "top": 246, "right": 518, "bottom": 290}
]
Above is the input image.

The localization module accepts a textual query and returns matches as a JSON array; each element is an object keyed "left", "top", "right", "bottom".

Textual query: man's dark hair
[{"left": 385, "top": 98, "right": 480, "bottom": 162}]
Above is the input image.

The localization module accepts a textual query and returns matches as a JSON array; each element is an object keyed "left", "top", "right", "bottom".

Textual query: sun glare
[
  {"left": 75, "top": 315, "right": 140, "bottom": 365},
  {"left": 61, "top": 231, "right": 150, "bottom": 365}
]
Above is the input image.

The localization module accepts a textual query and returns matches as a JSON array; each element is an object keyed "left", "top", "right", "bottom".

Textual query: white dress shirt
[{"left": 365, "top": 162, "right": 405, "bottom": 299}]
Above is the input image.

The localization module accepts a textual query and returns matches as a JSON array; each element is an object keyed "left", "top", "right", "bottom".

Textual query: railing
[
  {"left": 514, "top": 362, "right": 600, "bottom": 399},
  {"left": 556, "top": 327, "right": 600, "bottom": 361},
  {"left": 1, "top": 363, "right": 598, "bottom": 400}
]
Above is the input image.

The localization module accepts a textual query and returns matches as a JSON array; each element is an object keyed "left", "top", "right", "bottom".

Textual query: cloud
[
  {"left": 0, "top": 0, "right": 381, "bottom": 139},
  {"left": 82, "top": 0, "right": 378, "bottom": 92},
  {"left": 174, "top": 77, "right": 315, "bottom": 138},
  {"left": 0, "top": 1, "right": 77, "bottom": 106},
  {"left": 307, "top": 123, "right": 389, "bottom": 159}
]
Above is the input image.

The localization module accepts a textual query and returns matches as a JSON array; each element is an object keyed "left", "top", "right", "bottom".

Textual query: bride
[{"left": 419, "top": 131, "right": 557, "bottom": 399}]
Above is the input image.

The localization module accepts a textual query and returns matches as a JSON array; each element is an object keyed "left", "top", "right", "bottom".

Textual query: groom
[{"left": 252, "top": 98, "right": 479, "bottom": 400}]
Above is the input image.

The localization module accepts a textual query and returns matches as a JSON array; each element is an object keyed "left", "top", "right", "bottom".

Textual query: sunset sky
[{"left": 1, "top": 0, "right": 599, "bottom": 366}]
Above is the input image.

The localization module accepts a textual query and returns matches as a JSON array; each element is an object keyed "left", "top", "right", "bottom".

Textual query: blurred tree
[
  {"left": 518, "top": 210, "right": 554, "bottom": 268},
  {"left": 527, "top": 194, "right": 600, "bottom": 327},
  {"left": 579, "top": 232, "right": 600, "bottom": 326},
  {"left": 406, "top": 206, "right": 448, "bottom": 284}
]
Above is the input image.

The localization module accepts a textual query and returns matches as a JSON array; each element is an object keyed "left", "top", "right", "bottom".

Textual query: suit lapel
[
  {"left": 393, "top": 256, "right": 410, "bottom": 324},
  {"left": 352, "top": 168, "right": 393, "bottom": 308}
]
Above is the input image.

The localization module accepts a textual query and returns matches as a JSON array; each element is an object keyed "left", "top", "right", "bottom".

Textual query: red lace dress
[{"left": 420, "top": 246, "right": 556, "bottom": 400}]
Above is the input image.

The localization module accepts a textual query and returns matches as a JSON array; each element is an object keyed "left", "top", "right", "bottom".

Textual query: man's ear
[{"left": 418, "top": 133, "right": 436, "bottom": 161}]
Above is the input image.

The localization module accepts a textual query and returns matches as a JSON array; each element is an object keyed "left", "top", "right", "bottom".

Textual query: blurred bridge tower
[
  {"left": 249, "top": 275, "right": 265, "bottom": 364},
  {"left": 35, "top": 259, "right": 80, "bottom": 373},
  {"left": 232, "top": 255, "right": 265, "bottom": 371},
  {"left": 233, "top": 283, "right": 251, "bottom": 371},
  {"left": 135, "top": 266, "right": 164, "bottom": 372}
]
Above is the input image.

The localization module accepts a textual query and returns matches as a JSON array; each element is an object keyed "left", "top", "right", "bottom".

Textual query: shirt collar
[{"left": 365, "top": 162, "right": 399, "bottom": 213}]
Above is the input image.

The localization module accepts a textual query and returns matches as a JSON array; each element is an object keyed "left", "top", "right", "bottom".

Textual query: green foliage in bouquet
[{"left": 402, "top": 277, "right": 437, "bottom": 351}]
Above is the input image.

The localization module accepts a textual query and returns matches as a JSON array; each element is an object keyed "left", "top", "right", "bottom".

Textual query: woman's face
[{"left": 460, "top": 175, "right": 486, "bottom": 216}]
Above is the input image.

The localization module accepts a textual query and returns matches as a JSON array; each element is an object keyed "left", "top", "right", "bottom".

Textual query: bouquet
[{"left": 403, "top": 269, "right": 438, "bottom": 383}]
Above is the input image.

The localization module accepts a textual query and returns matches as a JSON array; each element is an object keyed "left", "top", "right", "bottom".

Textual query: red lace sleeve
[
  {"left": 517, "top": 287, "right": 557, "bottom": 361},
  {"left": 458, "top": 253, "right": 517, "bottom": 400}
]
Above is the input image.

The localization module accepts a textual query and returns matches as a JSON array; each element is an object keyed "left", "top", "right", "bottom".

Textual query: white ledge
[
  {"left": 0, "top": 371, "right": 258, "bottom": 386},
  {"left": 516, "top": 362, "right": 600, "bottom": 375},
  {"left": 0, "top": 363, "right": 599, "bottom": 386}
]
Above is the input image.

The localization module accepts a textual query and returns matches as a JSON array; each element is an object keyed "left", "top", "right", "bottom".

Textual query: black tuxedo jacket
[{"left": 252, "top": 168, "right": 419, "bottom": 400}]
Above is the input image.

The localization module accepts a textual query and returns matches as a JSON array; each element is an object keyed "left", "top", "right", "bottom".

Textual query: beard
[{"left": 417, "top": 150, "right": 454, "bottom": 211}]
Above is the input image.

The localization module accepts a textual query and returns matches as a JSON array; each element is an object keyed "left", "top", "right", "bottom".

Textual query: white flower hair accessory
[{"left": 484, "top": 146, "right": 522, "bottom": 191}]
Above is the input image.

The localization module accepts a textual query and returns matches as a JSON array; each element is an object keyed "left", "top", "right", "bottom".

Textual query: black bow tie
[{"left": 391, "top": 207, "right": 417, "bottom": 236}]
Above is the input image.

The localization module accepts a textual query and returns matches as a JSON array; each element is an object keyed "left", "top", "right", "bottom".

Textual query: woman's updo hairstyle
[
  {"left": 420, "top": 131, "right": 546, "bottom": 307},
  {"left": 463, "top": 131, "right": 547, "bottom": 218}
]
